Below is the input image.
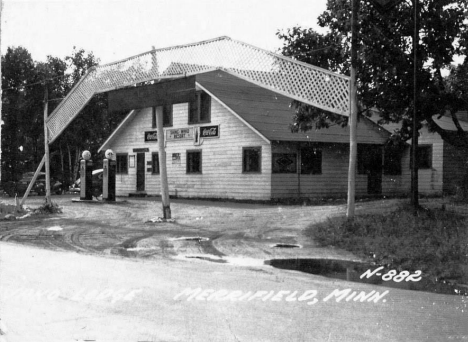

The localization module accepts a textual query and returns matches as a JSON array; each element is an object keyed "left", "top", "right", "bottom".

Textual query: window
[
  {"left": 152, "top": 153, "right": 160, "bottom": 174},
  {"left": 411, "top": 145, "right": 432, "bottom": 169},
  {"left": 358, "top": 145, "right": 383, "bottom": 175},
  {"left": 116, "top": 154, "right": 128, "bottom": 174},
  {"left": 272, "top": 153, "right": 297, "bottom": 173},
  {"left": 189, "top": 91, "right": 211, "bottom": 124},
  {"left": 152, "top": 105, "right": 173, "bottom": 128},
  {"left": 243, "top": 147, "right": 261, "bottom": 173},
  {"left": 383, "top": 145, "right": 404, "bottom": 175},
  {"left": 301, "top": 147, "right": 322, "bottom": 174},
  {"left": 187, "top": 150, "right": 202, "bottom": 173},
  {"left": 163, "top": 104, "right": 173, "bottom": 127}
]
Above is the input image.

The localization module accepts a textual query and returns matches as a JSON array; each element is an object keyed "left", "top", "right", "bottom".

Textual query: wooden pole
[
  {"left": 155, "top": 106, "right": 171, "bottom": 219},
  {"left": 410, "top": 0, "right": 419, "bottom": 209},
  {"left": 0, "top": 0, "right": 3, "bottom": 184},
  {"left": 44, "top": 83, "right": 52, "bottom": 204},
  {"left": 20, "top": 155, "right": 45, "bottom": 206},
  {"left": 347, "top": 0, "right": 359, "bottom": 219}
]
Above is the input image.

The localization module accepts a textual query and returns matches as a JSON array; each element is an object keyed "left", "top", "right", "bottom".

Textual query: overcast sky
[{"left": 2, "top": 0, "right": 328, "bottom": 64}]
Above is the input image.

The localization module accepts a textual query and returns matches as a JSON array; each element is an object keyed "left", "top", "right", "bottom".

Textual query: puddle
[
  {"left": 169, "top": 236, "right": 210, "bottom": 242},
  {"left": 183, "top": 255, "right": 227, "bottom": 263},
  {"left": 266, "top": 258, "right": 468, "bottom": 296},
  {"left": 272, "top": 243, "right": 301, "bottom": 248}
]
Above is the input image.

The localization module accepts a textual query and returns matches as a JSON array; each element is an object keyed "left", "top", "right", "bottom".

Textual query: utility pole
[
  {"left": 347, "top": 0, "right": 359, "bottom": 219},
  {"left": 410, "top": 0, "right": 419, "bottom": 209},
  {"left": 44, "top": 82, "right": 52, "bottom": 204},
  {"left": 155, "top": 106, "right": 171, "bottom": 219}
]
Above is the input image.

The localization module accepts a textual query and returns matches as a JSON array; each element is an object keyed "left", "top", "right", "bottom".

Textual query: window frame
[
  {"left": 411, "top": 145, "right": 432, "bottom": 169},
  {"left": 152, "top": 152, "right": 160, "bottom": 175},
  {"left": 189, "top": 91, "right": 211, "bottom": 124},
  {"left": 152, "top": 105, "right": 173, "bottom": 128},
  {"left": 300, "top": 146, "right": 322, "bottom": 175},
  {"left": 163, "top": 103, "right": 173, "bottom": 127},
  {"left": 116, "top": 153, "right": 128, "bottom": 174},
  {"left": 242, "top": 146, "right": 262, "bottom": 173},
  {"left": 186, "top": 150, "right": 202, "bottom": 174},
  {"left": 383, "top": 145, "right": 403, "bottom": 175},
  {"left": 272, "top": 153, "right": 298, "bottom": 174}
]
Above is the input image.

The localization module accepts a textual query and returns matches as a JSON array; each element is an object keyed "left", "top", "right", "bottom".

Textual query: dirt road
[
  {"left": 1, "top": 195, "right": 467, "bottom": 341},
  {"left": 0, "top": 195, "right": 401, "bottom": 262}
]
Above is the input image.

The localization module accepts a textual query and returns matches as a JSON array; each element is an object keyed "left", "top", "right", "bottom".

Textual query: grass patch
[{"left": 305, "top": 206, "right": 468, "bottom": 284}]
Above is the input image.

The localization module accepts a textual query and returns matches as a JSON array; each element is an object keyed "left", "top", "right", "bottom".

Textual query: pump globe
[
  {"left": 105, "top": 149, "right": 115, "bottom": 160},
  {"left": 82, "top": 150, "right": 91, "bottom": 160}
]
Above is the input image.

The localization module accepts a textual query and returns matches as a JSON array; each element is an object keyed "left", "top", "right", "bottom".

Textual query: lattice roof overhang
[{"left": 46, "top": 36, "right": 350, "bottom": 144}]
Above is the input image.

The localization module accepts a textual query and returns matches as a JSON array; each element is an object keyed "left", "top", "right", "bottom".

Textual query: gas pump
[
  {"left": 103, "top": 149, "right": 116, "bottom": 201},
  {"left": 80, "top": 150, "right": 93, "bottom": 201}
]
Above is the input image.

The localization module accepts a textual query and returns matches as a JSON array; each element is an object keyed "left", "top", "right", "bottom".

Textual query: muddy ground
[{"left": 0, "top": 194, "right": 407, "bottom": 263}]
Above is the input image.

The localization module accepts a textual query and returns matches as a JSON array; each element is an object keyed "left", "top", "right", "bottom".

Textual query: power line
[{"left": 1, "top": 74, "right": 69, "bottom": 92}]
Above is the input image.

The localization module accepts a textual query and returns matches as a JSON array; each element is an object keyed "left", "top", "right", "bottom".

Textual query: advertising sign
[
  {"left": 144, "top": 131, "right": 158, "bottom": 142},
  {"left": 166, "top": 128, "right": 194, "bottom": 141},
  {"left": 199, "top": 125, "right": 220, "bottom": 139}
]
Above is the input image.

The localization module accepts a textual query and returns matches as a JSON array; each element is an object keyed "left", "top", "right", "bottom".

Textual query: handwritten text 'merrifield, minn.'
[{"left": 174, "top": 288, "right": 389, "bottom": 305}]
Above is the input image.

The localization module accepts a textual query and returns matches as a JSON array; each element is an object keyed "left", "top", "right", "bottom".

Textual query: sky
[{"left": 1, "top": 0, "right": 328, "bottom": 65}]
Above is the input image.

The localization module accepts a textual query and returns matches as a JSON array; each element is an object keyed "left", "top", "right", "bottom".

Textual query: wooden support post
[
  {"left": 410, "top": 0, "right": 419, "bottom": 209},
  {"left": 156, "top": 106, "right": 171, "bottom": 219},
  {"left": 347, "top": 0, "right": 359, "bottom": 219},
  {"left": 20, "top": 155, "right": 45, "bottom": 206},
  {"left": 44, "top": 83, "right": 52, "bottom": 205}
]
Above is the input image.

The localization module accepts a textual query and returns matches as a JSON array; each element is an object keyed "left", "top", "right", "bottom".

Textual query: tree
[
  {"left": 1, "top": 46, "right": 128, "bottom": 188},
  {"left": 1, "top": 47, "right": 38, "bottom": 181},
  {"left": 277, "top": 0, "right": 468, "bottom": 146}
]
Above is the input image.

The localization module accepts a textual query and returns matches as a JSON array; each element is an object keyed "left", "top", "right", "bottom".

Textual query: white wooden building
[
  {"left": 99, "top": 70, "right": 417, "bottom": 201},
  {"left": 390, "top": 113, "right": 468, "bottom": 196}
]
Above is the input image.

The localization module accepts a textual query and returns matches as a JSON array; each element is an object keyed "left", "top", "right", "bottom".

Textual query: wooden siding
[
  {"left": 270, "top": 142, "right": 403, "bottom": 198},
  {"left": 108, "top": 97, "right": 272, "bottom": 200},
  {"left": 399, "top": 127, "right": 444, "bottom": 195},
  {"left": 443, "top": 143, "right": 468, "bottom": 194}
]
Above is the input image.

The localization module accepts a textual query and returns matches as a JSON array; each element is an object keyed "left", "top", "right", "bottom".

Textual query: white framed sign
[{"left": 166, "top": 128, "right": 194, "bottom": 141}]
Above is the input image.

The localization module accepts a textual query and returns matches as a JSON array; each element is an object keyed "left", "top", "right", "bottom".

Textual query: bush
[
  {"left": 453, "top": 172, "right": 468, "bottom": 203},
  {"left": 305, "top": 207, "right": 468, "bottom": 283},
  {"left": 32, "top": 200, "right": 63, "bottom": 214}
]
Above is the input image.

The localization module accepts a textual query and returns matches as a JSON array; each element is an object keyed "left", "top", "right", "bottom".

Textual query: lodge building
[{"left": 99, "top": 70, "right": 463, "bottom": 201}]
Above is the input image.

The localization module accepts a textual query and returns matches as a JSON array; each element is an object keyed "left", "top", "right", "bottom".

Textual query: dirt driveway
[{"left": 0, "top": 194, "right": 405, "bottom": 263}]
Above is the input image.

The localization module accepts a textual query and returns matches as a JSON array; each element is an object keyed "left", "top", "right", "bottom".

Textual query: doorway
[
  {"left": 358, "top": 145, "right": 382, "bottom": 195},
  {"left": 136, "top": 153, "right": 145, "bottom": 191}
]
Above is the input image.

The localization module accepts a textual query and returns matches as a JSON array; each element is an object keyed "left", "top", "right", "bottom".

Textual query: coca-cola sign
[
  {"left": 200, "top": 125, "right": 219, "bottom": 138},
  {"left": 144, "top": 131, "right": 158, "bottom": 142}
]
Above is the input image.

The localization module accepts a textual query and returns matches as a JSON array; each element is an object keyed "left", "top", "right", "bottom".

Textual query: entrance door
[
  {"left": 359, "top": 145, "right": 382, "bottom": 195},
  {"left": 136, "top": 153, "right": 145, "bottom": 191}
]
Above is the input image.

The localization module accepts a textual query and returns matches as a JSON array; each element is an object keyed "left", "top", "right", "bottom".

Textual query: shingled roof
[
  {"left": 100, "top": 70, "right": 390, "bottom": 151},
  {"left": 196, "top": 70, "right": 389, "bottom": 144}
]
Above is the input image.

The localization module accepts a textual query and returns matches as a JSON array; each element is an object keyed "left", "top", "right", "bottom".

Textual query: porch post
[
  {"left": 155, "top": 106, "right": 171, "bottom": 219},
  {"left": 44, "top": 83, "right": 52, "bottom": 205}
]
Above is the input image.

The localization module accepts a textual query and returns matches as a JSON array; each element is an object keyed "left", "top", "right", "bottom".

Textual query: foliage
[
  {"left": 277, "top": 0, "right": 468, "bottom": 147},
  {"left": 306, "top": 207, "right": 468, "bottom": 282},
  {"left": 1, "top": 46, "right": 129, "bottom": 187}
]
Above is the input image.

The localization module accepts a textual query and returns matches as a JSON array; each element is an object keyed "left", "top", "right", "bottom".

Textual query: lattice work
[{"left": 46, "top": 36, "right": 350, "bottom": 143}]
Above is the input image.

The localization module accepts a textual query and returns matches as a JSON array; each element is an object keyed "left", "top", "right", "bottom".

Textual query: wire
[
  {"left": 1, "top": 74, "right": 69, "bottom": 92},
  {"left": 282, "top": 44, "right": 337, "bottom": 58}
]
